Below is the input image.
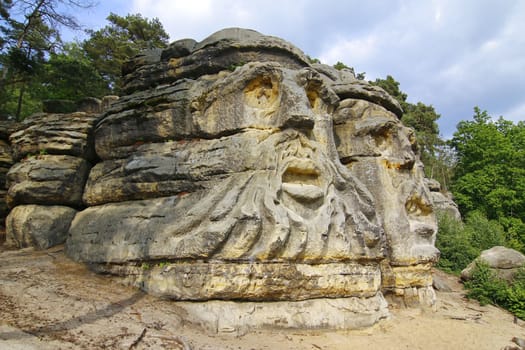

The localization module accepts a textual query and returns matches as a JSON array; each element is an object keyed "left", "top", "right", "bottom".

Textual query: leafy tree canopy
[
  {"left": 0, "top": 0, "right": 96, "bottom": 120},
  {"left": 450, "top": 107, "right": 525, "bottom": 250},
  {"left": 82, "top": 12, "right": 169, "bottom": 94},
  {"left": 36, "top": 42, "right": 109, "bottom": 101}
]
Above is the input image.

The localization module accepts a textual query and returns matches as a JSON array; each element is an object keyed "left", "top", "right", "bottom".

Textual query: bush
[
  {"left": 464, "top": 211, "right": 506, "bottom": 251},
  {"left": 464, "top": 261, "right": 525, "bottom": 320},
  {"left": 463, "top": 261, "right": 507, "bottom": 305},
  {"left": 436, "top": 212, "right": 479, "bottom": 273},
  {"left": 436, "top": 211, "right": 507, "bottom": 274},
  {"left": 506, "top": 268, "right": 525, "bottom": 319}
]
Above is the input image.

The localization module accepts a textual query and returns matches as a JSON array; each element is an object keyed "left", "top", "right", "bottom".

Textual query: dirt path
[{"left": 1, "top": 245, "right": 524, "bottom": 350}]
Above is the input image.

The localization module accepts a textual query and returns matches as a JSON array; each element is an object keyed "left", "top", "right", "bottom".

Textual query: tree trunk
[{"left": 15, "top": 83, "right": 26, "bottom": 121}]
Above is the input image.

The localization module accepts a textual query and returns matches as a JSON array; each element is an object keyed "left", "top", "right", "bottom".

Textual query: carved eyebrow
[
  {"left": 354, "top": 117, "right": 397, "bottom": 137},
  {"left": 296, "top": 68, "right": 339, "bottom": 108}
]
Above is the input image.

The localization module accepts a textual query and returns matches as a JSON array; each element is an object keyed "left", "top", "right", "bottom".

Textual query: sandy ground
[{"left": 1, "top": 244, "right": 524, "bottom": 350}]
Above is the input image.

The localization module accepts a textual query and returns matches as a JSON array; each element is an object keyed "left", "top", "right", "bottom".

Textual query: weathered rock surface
[
  {"left": 9, "top": 112, "right": 99, "bottom": 162},
  {"left": 0, "top": 120, "right": 19, "bottom": 140},
  {"left": 121, "top": 28, "right": 311, "bottom": 94},
  {"left": 173, "top": 295, "right": 389, "bottom": 333},
  {"left": 425, "top": 178, "right": 461, "bottom": 220},
  {"left": 6, "top": 155, "right": 89, "bottom": 208},
  {"left": 63, "top": 28, "right": 439, "bottom": 318},
  {"left": 461, "top": 246, "right": 525, "bottom": 282},
  {"left": 93, "top": 262, "right": 381, "bottom": 301},
  {"left": 3, "top": 100, "right": 118, "bottom": 248},
  {"left": 329, "top": 97, "right": 438, "bottom": 305},
  {"left": 6, "top": 204, "right": 76, "bottom": 249},
  {"left": 0, "top": 140, "right": 13, "bottom": 220}
]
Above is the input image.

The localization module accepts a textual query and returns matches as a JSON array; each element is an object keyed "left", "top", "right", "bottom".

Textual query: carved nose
[{"left": 282, "top": 113, "right": 315, "bottom": 130}]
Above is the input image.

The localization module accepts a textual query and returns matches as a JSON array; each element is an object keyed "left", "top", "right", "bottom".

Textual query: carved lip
[
  {"left": 283, "top": 158, "right": 320, "bottom": 176},
  {"left": 281, "top": 158, "right": 324, "bottom": 201},
  {"left": 281, "top": 183, "right": 324, "bottom": 201}
]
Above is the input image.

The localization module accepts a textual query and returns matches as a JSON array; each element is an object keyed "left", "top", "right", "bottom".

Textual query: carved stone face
[
  {"left": 333, "top": 99, "right": 439, "bottom": 265},
  {"left": 67, "top": 29, "right": 440, "bottom": 305},
  {"left": 184, "top": 63, "right": 385, "bottom": 262}
]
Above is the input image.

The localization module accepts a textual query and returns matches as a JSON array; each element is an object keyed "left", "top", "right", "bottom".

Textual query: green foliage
[
  {"left": 464, "top": 211, "right": 506, "bottom": 251},
  {"left": 464, "top": 262, "right": 525, "bottom": 319},
  {"left": 228, "top": 61, "right": 245, "bottom": 72},
  {"left": 450, "top": 108, "right": 525, "bottom": 251},
  {"left": 82, "top": 13, "right": 169, "bottom": 94},
  {"left": 371, "top": 75, "right": 408, "bottom": 107},
  {"left": 0, "top": 0, "right": 95, "bottom": 120},
  {"left": 506, "top": 268, "right": 525, "bottom": 319},
  {"left": 333, "top": 61, "right": 350, "bottom": 70},
  {"left": 0, "top": 7, "right": 167, "bottom": 119},
  {"left": 36, "top": 43, "right": 110, "bottom": 101},
  {"left": 436, "top": 211, "right": 507, "bottom": 273},
  {"left": 464, "top": 261, "right": 508, "bottom": 305},
  {"left": 306, "top": 55, "right": 320, "bottom": 64},
  {"left": 436, "top": 212, "right": 479, "bottom": 273}
]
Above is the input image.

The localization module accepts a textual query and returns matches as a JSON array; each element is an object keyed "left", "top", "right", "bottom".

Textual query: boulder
[
  {"left": 6, "top": 155, "right": 90, "bottom": 208},
  {"left": 461, "top": 246, "right": 525, "bottom": 282},
  {"left": 6, "top": 204, "right": 76, "bottom": 249}
]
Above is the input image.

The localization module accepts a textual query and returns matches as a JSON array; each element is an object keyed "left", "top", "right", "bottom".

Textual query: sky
[{"left": 70, "top": 0, "right": 525, "bottom": 138}]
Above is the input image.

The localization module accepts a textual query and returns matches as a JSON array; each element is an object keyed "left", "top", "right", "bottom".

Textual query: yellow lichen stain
[
  {"left": 405, "top": 194, "right": 433, "bottom": 216},
  {"left": 391, "top": 264, "right": 433, "bottom": 288},
  {"left": 307, "top": 89, "right": 319, "bottom": 109},
  {"left": 244, "top": 75, "right": 279, "bottom": 110},
  {"left": 167, "top": 58, "right": 183, "bottom": 77},
  {"left": 168, "top": 57, "right": 182, "bottom": 68},
  {"left": 381, "top": 159, "right": 402, "bottom": 170}
]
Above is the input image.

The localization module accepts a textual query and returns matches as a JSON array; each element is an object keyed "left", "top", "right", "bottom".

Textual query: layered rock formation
[
  {"left": 5, "top": 108, "right": 104, "bottom": 248},
  {"left": 3, "top": 28, "right": 440, "bottom": 330}
]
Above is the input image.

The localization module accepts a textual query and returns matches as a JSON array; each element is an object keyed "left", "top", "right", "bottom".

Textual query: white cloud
[
  {"left": 130, "top": 0, "right": 307, "bottom": 42},
  {"left": 318, "top": 35, "right": 378, "bottom": 66},
  {"left": 500, "top": 103, "right": 525, "bottom": 123}
]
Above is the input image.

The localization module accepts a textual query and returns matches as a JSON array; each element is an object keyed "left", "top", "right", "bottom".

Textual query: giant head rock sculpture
[{"left": 63, "top": 28, "right": 439, "bottom": 328}]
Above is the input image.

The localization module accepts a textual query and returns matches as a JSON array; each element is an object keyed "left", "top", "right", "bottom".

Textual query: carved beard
[
  {"left": 68, "top": 131, "right": 385, "bottom": 265},
  {"left": 188, "top": 129, "right": 386, "bottom": 263}
]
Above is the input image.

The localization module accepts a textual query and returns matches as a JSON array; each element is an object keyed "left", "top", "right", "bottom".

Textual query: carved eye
[
  {"left": 307, "top": 89, "right": 320, "bottom": 109},
  {"left": 306, "top": 87, "right": 329, "bottom": 114},
  {"left": 244, "top": 75, "right": 279, "bottom": 109}
]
